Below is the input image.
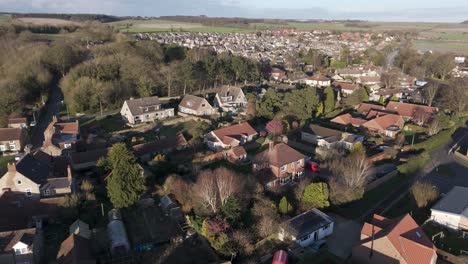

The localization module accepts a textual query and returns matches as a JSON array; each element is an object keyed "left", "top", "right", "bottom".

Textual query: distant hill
[
  {"left": 462, "top": 20, "right": 468, "bottom": 24},
  {"left": 8, "top": 13, "right": 120, "bottom": 23}
]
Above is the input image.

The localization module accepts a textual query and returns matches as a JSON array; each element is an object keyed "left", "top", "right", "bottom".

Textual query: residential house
[
  {"left": 278, "top": 209, "right": 334, "bottom": 248},
  {"left": 361, "top": 114, "right": 405, "bottom": 138},
  {"left": 356, "top": 103, "right": 386, "bottom": 115},
  {"left": 301, "top": 124, "right": 362, "bottom": 150},
  {"left": 352, "top": 214, "right": 437, "bottom": 264},
  {"left": 306, "top": 75, "right": 331, "bottom": 87},
  {"left": 178, "top": 94, "right": 216, "bottom": 116},
  {"left": 331, "top": 113, "right": 367, "bottom": 128},
  {"left": 371, "top": 89, "right": 403, "bottom": 102},
  {"left": 385, "top": 101, "right": 438, "bottom": 125},
  {"left": 252, "top": 143, "right": 305, "bottom": 187},
  {"left": 69, "top": 148, "right": 109, "bottom": 171},
  {"left": 271, "top": 67, "right": 287, "bottom": 81},
  {"left": 398, "top": 75, "right": 417, "bottom": 88},
  {"left": 0, "top": 151, "right": 72, "bottom": 198},
  {"left": 337, "top": 68, "right": 361, "bottom": 78},
  {"left": 430, "top": 186, "right": 468, "bottom": 231},
  {"left": 0, "top": 228, "right": 43, "bottom": 264},
  {"left": 0, "top": 128, "right": 27, "bottom": 153},
  {"left": 8, "top": 118, "right": 28, "bottom": 129},
  {"left": 42, "top": 116, "right": 81, "bottom": 156},
  {"left": 132, "top": 134, "right": 188, "bottom": 161},
  {"left": 213, "top": 85, "right": 247, "bottom": 113},
  {"left": 454, "top": 56, "right": 466, "bottom": 64},
  {"left": 357, "top": 76, "right": 381, "bottom": 86},
  {"left": 204, "top": 122, "right": 257, "bottom": 150},
  {"left": 56, "top": 220, "right": 95, "bottom": 264},
  {"left": 287, "top": 71, "right": 309, "bottom": 84},
  {"left": 120, "top": 96, "right": 175, "bottom": 126},
  {"left": 226, "top": 146, "right": 247, "bottom": 164},
  {"left": 332, "top": 81, "right": 360, "bottom": 96}
]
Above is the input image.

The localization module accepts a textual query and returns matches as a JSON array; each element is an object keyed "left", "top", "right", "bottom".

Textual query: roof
[
  {"left": 271, "top": 67, "right": 286, "bottom": 74},
  {"left": 358, "top": 76, "right": 381, "bottom": 83},
  {"left": 288, "top": 71, "right": 309, "bottom": 80},
  {"left": 70, "top": 148, "right": 109, "bottom": 165},
  {"left": 303, "top": 124, "right": 342, "bottom": 139},
  {"left": 124, "top": 96, "right": 161, "bottom": 116},
  {"left": 14, "top": 153, "right": 50, "bottom": 184},
  {"left": 283, "top": 209, "right": 333, "bottom": 239},
  {"left": 356, "top": 103, "right": 386, "bottom": 114},
  {"left": 431, "top": 186, "right": 468, "bottom": 216},
  {"left": 332, "top": 81, "right": 360, "bottom": 91},
  {"left": 331, "top": 113, "right": 367, "bottom": 127},
  {"left": 385, "top": 102, "right": 438, "bottom": 120},
  {"left": 230, "top": 146, "right": 247, "bottom": 157},
  {"left": 253, "top": 143, "right": 305, "bottom": 167},
  {"left": 211, "top": 122, "right": 257, "bottom": 145},
  {"left": 0, "top": 128, "right": 22, "bottom": 141},
  {"left": 309, "top": 75, "right": 330, "bottom": 82},
  {"left": 0, "top": 228, "right": 36, "bottom": 254},
  {"left": 54, "top": 121, "right": 80, "bottom": 135},
  {"left": 337, "top": 68, "right": 361, "bottom": 75},
  {"left": 57, "top": 234, "right": 95, "bottom": 264},
  {"left": 8, "top": 118, "right": 27, "bottom": 124},
  {"left": 179, "top": 94, "right": 211, "bottom": 111},
  {"left": 132, "top": 134, "right": 187, "bottom": 157},
  {"left": 362, "top": 114, "right": 405, "bottom": 132},
  {"left": 376, "top": 89, "right": 402, "bottom": 96},
  {"left": 217, "top": 86, "right": 244, "bottom": 103},
  {"left": 359, "top": 214, "right": 436, "bottom": 264}
]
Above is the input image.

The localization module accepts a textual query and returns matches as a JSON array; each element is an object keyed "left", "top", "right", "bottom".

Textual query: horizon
[{"left": 1, "top": 0, "right": 467, "bottom": 23}]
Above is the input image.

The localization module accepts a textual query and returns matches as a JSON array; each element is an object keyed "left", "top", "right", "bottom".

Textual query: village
[{"left": 0, "top": 15, "right": 467, "bottom": 264}]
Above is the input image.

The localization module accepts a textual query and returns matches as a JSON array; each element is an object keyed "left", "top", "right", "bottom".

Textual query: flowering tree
[{"left": 266, "top": 120, "right": 284, "bottom": 136}]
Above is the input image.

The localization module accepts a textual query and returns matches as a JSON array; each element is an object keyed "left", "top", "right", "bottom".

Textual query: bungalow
[
  {"left": 252, "top": 143, "right": 305, "bottom": 187},
  {"left": 352, "top": 214, "right": 437, "bottom": 264},
  {"left": 69, "top": 148, "right": 109, "bottom": 171},
  {"left": 287, "top": 71, "right": 309, "bottom": 84},
  {"left": 430, "top": 186, "right": 468, "bottom": 231},
  {"left": 398, "top": 75, "right": 417, "bottom": 88},
  {"left": 356, "top": 103, "right": 386, "bottom": 115},
  {"left": 331, "top": 113, "right": 367, "bottom": 128},
  {"left": 42, "top": 116, "right": 80, "bottom": 156},
  {"left": 132, "top": 134, "right": 188, "bottom": 161},
  {"left": 120, "top": 96, "right": 174, "bottom": 126},
  {"left": 178, "top": 94, "right": 216, "bottom": 116},
  {"left": 332, "top": 81, "right": 360, "bottom": 96},
  {"left": 271, "top": 67, "right": 287, "bottom": 81},
  {"left": 306, "top": 75, "right": 331, "bottom": 87},
  {"left": 8, "top": 117, "right": 28, "bottom": 129},
  {"left": 385, "top": 101, "right": 438, "bottom": 125},
  {"left": 213, "top": 85, "right": 247, "bottom": 113},
  {"left": 204, "top": 122, "right": 257, "bottom": 150},
  {"left": 0, "top": 128, "right": 27, "bottom": 153},
  {"left": 371, "top": 89, "right": 403, "bottom": 102},
  {"left": 226, "top": 146, "right": 247, "bottom": 164},
  {"left": 336, "top": 68, "right": 361, "bottom": 78},
  {"left": 361, "top": 114, "right": 405, "bottom": 138},
  {"left": 0, "top": 228, "right": 43, "bottom": 264},
  {"left": 357, "top": 76, "right": 381, "bottom": 86},
  {"left": 301, "top": 124, "right": 362, "bottom": 150},
  {"left": 278, "top": 209, "right": 334, "bottom": 248},
  {"left": 0, "top": 151, "right": 72, "bottom": 199}
]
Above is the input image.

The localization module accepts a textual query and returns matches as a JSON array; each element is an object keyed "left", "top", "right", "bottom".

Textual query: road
[
  {"left": 31, "top": 82, "right": 63, "bottom": 148},
  {"left": 386, "top": 48, "right": 400, "bottom": 69}
]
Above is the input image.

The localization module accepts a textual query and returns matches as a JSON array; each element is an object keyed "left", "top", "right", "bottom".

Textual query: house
[
  {"left": 0, "top": 228, "right": 43, "bottom": 264},
  {"left": 132, "top": 134, "right": 188, "bottom": 161},
  {"left": 398, "top": 75, "right": 417, "bottom": 88},
  {"left": 42, "top": 116, "right": 81, "bottom": 156},
  {"left": 371, "top": 89, "right": 403, "bottom": 102},
  {"left": 252, "top": 143, "right": 305, "bottom": 187},
  {"left": 385, "top": 101, "right": 438, "bottom": 125},
  {"left": 0, "top": 151, "right": 72, "bottom": 198},
  {"left": 352, "top": 214, "right": 437, "bottom": 264},
  {"left": 430, "top": 186, "right": 468, "bottom": 231},
  {"left": 331, "top": 113, "right": 367, "bottom": 128},
  {"left": 278, "top": 209, "right": 334, "bottom": 248},
  {"left": 69, "top": 148, "right": 109, "bottom": 171},
  {"left": 0, "top": 128, "right": 27, "bottom": 153},
  {"left": 56, "top": 220, "right": 95, "bottom": 264},
  {"left": 357, "top": 76, "right": 381, "bottom": 86},
  {"left": 454, "top": 56, "right": 466, "bottom": 64},
  {"left": 361, "top": 114, "right": 405, "bottom": 138},
  {"left": 204, "top": 122, "right": 257, "bottom": 150},
  {"left": 356, "top": 103, "right": 386, "bottom": 115},
  {"left": 8, "top": 118, "right": 28, "bottom": 129},
  {"left": 226, "top": 146, "right": 247, "bottom": 164},
  {"left": 306, "top": 75, "right": 331, "bottom": 87},
  {"left": 120, "top": 96, "right": 175, "bottom": 125},
  {"left": 337, "top": 68, "right": 361, "bottom": 78},
  {"left": 332, "top": 81, "right": 360, "bottom": 96},
  {"left": 287, "top": 71, "right": 309, "bottom": 84},
  {"left": 271, "top": 67, "right": 287, "bottom": 81},
  {"left": 213, "top": 85, "right": 247, "bottom": 113},
  {"left": 301, "top": 124, "right": 361, "bottom": 150},
  {"left": 178, "top": 94, "right": 216, "bottom": 116}
]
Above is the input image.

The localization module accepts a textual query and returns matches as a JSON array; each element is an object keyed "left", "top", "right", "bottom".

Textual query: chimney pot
[{"left": 7, "top": 163, "right": 16, "bottom": 173}]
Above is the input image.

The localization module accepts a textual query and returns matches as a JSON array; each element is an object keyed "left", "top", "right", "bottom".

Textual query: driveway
[{"left": 326, "top": 213, "right": 361, "bottom": 259}]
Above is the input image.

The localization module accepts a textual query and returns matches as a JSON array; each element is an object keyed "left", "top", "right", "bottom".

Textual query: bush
[
  {"left": 301, "top": 182, "right": 330, "bottom": 209},
  {"left": 278, "top": 196, "right": 293, "bottom": 214},
  {"left": 397, "top": 152, "right": 430, "bottom": 175},
  {"left": 411, "top": 181, "right": 439, "bottom": 208},
  {"left": 329, "top": 180, "right": 364, "bottom": 205},
  {"left": 220, "top": 197, "right": 242, "bottom": 224}
]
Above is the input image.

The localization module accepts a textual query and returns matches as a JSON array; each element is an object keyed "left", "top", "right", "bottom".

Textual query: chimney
[
  {"left": 269, "top": 142, "right": 274, "bottom": 152},
  {"left": 67, "top": 165, "right": 73, "bottom": 184},
  {"left": 52, "top": 116, "right": 58, "bottom": 123},
  {"left": 7, "top": 163, "right": 16, "bottom": 173},
  {"left": 24, "top": 145, "right": 31, "bottom": 154}
]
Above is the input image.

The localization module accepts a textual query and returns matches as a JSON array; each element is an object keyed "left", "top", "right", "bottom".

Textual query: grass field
[
  {"left": 414, "top": 39, "right": 468, "bottom": 55},
  {"left": 0, "top": 14, "right": 11, "bottom": 23}
]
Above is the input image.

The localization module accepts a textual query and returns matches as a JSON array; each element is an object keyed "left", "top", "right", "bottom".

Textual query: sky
[{"left": 1, "top": 0, "right": 468, "bottom": 22}]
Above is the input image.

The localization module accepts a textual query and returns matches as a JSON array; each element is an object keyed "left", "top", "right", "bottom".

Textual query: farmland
[
  {"left": 0, "top": 14, "right": 11, "bottom": 23},
  {"left": 414, "top": 39, "right": 468, "bottom": 55}
]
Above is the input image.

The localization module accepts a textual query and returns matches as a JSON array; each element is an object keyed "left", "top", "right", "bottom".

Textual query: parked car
[
  {"left": 272, "top": 250, "right": 288, "bottom": 264},
  {"left": 306, "top": 161, "right": 320, "bottom": 173}
]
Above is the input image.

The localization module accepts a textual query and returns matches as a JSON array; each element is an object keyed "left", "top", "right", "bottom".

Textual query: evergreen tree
[
  {"left": 106, "top": 143, "right": 145, "bottom": 208},
  {"left": 301, "top": 182, "right": 330, "bottom": 209},
  {"left": 378, "top": 95, "right": 385, "bottom": 105},
  {"left": 315, "top": 102, "right": 324, "bottom": 117},
  {"left": 278, "top": 196, "right": 293, "bottom": 214},
  {"left": 350, "top": 141, "right": 365, "bottom": 156},
  {"left": 390, "top": 94, "right": 399, "bottom": 101},
  {"left": 323, "top": 86, "right": 335, "bottom": 113}
]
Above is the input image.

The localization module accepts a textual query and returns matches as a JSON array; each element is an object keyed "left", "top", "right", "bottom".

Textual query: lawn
[
  {"left": 336, "top": 174, "right": 409, "bottom": 219},
  {"left": 413, "top": 39, "right": 468, "bottom": 55},
  {"left": 81, "top": 114, "right": 127, "bottom": 133},
  {"left": 423, "top": 223, "right": 468, "bottom": 256}
]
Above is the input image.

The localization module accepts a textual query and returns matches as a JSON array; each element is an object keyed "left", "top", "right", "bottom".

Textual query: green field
[
  {"left": 0, "top": 14, "right": 11, "bottom": 23},
  {"left": 414, "top": 39, "right": 468, "bottom": 55}
]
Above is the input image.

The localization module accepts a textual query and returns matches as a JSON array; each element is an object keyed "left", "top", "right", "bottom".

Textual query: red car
[
  {"left": 306, "top": 161, "right": 320, "bottom": 173},
  {"left": 272, "top": 250, "right": 288, "bottom": 264}
]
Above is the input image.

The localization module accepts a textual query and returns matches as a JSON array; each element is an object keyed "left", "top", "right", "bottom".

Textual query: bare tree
[
  {"left": 442, "top": 78, "right": 468, "bottom": 116},
  {"left": 423, "top": 81, "right": 440, "bottom": 107},
  {"left": 215, "top": 167, "right": 242, "bottom": 206},
  {"left": 328, "top": 154, "right": 373, "bottom": 189},
  {"left": 427, "top": 118, "right": 441, "bottom": 136},
  {"left": 411, "top": 181, "right": 439, "bottom": 208},
  {"left": 193, "top": 170, "right": 219, "bottom": 213}
]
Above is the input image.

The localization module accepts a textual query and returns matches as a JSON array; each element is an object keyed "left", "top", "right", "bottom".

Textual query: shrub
[
  {"left": 278, "top": 196, "right": 293, "bottom": 214},
  {"left": 411, "top": 181, "right": 439, "bottom": 208},
  {"left": 329, "top": 180, "right": 365, "bottom": 205},
  {"left": 301, "top": 182, "right": 330, "bottom": 209}
]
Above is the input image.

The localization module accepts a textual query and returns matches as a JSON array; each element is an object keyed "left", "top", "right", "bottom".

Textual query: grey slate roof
[
  {"left": 125, "top": 96, "right": 161, "bottom": 116},
  {"left": 283, "top": 208, "right": 333, "bottom": 239},
  {"left": 179, "top": 94, "right": 210, "bottom": 110},
  {"left": 16, "top": 154, "right": 49, "bottom": 184},
  {"left": 432, "top": 186, "right": 468, "bottom": 215}
]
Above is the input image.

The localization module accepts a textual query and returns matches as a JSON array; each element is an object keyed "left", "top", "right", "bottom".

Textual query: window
[
  {"left": 145, "top": 115, "right": 150, "bottom": 118},
  {"left": 64, "top": 143, "right": 72, "bottom": 149},
  {"left": 10, "top": 145, "right": 16, "bottom": 151},
  {"left": 9, "top": 141, "right": 14, "bottom": 144},
  {"left": 15, "top": 247, "right": 28, "bottom": 255},
  {"left": 281, "top": 165, "right": 287, "bottom": 171},
  {"left": 25, "top": 189, "right": 32, "bottom": 196},
  {"left": 296, "top": 160, "right": 302, "bottom": 165},
  {"left": 43, "top": 189, "right": 51, "bottom": 196},
  {"left": 17, "top": 180, "right": 22, "bottom": 185},
  {"left": 0, "top": 145, "right": 5, "bottom": 151},
  {"left": 300, "top": 234, "right": 310, "bottom": 242}
]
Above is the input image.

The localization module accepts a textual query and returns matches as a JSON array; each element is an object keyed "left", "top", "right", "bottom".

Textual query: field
[
  {"left": 0, "top": 14, "right": 11, "bottom": 23},
  {"left": 12, "top": 17, "right": 80, "bottom": 26}
]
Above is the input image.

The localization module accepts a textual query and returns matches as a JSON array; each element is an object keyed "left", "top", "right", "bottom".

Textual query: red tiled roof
[
  {"left": 0, "top": 128, "right": 22, "bottom": 141},
  {"left": 55, "top": 122, "right": 80, "bottom": 135},
  {"left": 332, "top": 81, "right": 360, "bottom": 91},
  {"left": 362, "top": 114, "right": 404, "bottom": 132},
  {"left": 385, "top": 102, "right": 438, "bottom": 120},
  {"left": 331, "top": 113, "right": 367, "bottom": 127},
  {"left": 230, "top": 146, "right": 247, "bottom": 157},
  {"left": 211, "top": 122, "right": 257, "bottom": 145},
  {"left": 253, "top": 143, "right": 305, "bottom": 167},
  {"left": 309, "top": 75, "right": 330, "bottom": 81},
  {"left": 8, "top": 118, "right": 27, "bottom": 124},
  {"left": 0, "top": 228, "right": 36, "bottom": 254},
  {"left": 356, "top": 103, "right": 386, "bottom": 114}
]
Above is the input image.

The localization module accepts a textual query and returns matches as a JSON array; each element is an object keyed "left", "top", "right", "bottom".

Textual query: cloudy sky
[{"left": 1, "top": 0, "right": 467, "bottom": 22}]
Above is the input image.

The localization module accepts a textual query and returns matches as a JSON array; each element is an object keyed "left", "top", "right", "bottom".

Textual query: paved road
[{"left": 31, "top": 82, "right": 63, "bottom": 148}]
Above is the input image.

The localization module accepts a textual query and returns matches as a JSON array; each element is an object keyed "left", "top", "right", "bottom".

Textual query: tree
[
  {"left": 427, "top": 118, "right": 441, "bottom": 136},
  {"left": 194, "top": 170, "right": 219, "bottom": 213},
  {"left": 221, "top": 196, "right": 242, "bottom": 224},
  {"left": 257, "top": 88, "right": 282, "bottom": 119},
  {"left": 411, "top": 181, "right": 439, "bottom": 208},
  {"left": 106, "top": 143, "right": 146, "bottom": 208},
  {"left": 278, "top": 196, "right": 293, "bottom": 214},
  {"left": 215, "top": 167, "right": 242, "bottom": 206},
  {"left": 42, "top": 40, "right": 83, "bottom": 76},
  {"left": 323, "top": 86, "right": 335, "bottom": 113},
  {"left": 350, "top": 141, "right": 365, "bottom": 156},
  {"left": 160, "top": 63, "right": 180, "bottom": 97},
  {"left": 441, "top": 78, "right": 468, "bottom": 116},
  {"left": 390, "top": 94, "right": 399, "bottom": 102},
  {"left": 283, "top": 87, "right": 319, "bottom": 121},
  {"left": 301, "top": 182, "right": 330, "bottom": 209},
  {"left": 266, "top": 120, "right": 284, "bottom": 136},
  {"left": 378, "top": 95, "right": 385, "bottom": 105},
  {"left": 423, "top": 81, "right": 440, "bottom": 107}
]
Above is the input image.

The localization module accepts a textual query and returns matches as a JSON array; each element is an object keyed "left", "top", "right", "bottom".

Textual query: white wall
[{"left": 431, "top": 210, "right": 461, "bottom": 230}]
